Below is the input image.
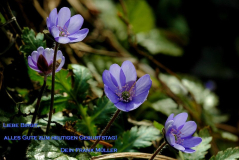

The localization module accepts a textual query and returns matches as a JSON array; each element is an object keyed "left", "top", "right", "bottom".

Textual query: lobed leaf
[
  {"left": 20, "top": 27, "right": 46, "bottom": 56},
  {"left": 114, "top": 126, "right": 160, "bottom": 152},
  {"left": 209, "top": 147, "right": 239, "bottom": 160}
]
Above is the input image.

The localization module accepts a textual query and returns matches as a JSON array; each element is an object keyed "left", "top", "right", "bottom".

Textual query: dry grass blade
[{"left": 90, "top": 152, "right": 176, "bottom": 160}]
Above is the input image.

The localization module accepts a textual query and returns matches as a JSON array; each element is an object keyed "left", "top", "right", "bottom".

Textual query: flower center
[
  {"left": 121, "top": 91, "right": 131, "bottom": 101},
  {"left": 57, "top": 25, "right": 70, "bottom": 37},
  {"left": 170, "top": 128, "right": 184, "bottom": 145},
  {"left": 116, "top": 83, "right": 135, "bottom": 102}
]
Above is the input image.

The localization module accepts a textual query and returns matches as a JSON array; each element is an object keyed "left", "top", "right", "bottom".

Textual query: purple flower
[
  {"left": 47, "top": 7, "right": 89, "bottom": 44},
  {"left": 28, "top": 46, "right": 65, "bottom": 76},
  {"left": 102, "top": 61, "right": 152, "bottom": 112},
  {"left": 164, "top": 112, "right": 202, "bottom": 153}
]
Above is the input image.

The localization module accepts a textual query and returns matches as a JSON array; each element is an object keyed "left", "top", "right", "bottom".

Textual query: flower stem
[
  {"left": 27, "top": 75, "right": 47, "bottom": 136},
  {"left": 46, "top": 42, "right": 59, "bottom": 134},
  {"left": 149, "top": 141, "right": 167, "bottom": 160},
  {"left": 90, "top": 109, "right": 121, "bottom": 149}
]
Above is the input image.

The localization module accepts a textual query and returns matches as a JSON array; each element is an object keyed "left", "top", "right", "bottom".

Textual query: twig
[
  {"left": 69, "top": 43, "right": 120, "bottom": 57},
  {"left": 90, "top": 152, "right": 176, "bottom": 160},
  {"left": 33, "top": 0, "right": 48, "bottom": 21},
  {"left": 216, "top": 123, "right": 239, "bottom": 135}
]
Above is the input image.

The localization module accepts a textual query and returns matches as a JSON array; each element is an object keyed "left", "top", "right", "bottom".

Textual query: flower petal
[
  {"left": 51, "top": 26, "right": 60, "bottom": 38},
  {"left": 182, "top": 148, "right": 195, "bottom": 153},
  {"left": 104, "top": 85, "right": 119, "bottom": 104},
  {"left": 67, "top": 15, "right": 84, "bottom": 34},
  {"left": 47, "top": 8, "right": 57, "bottom": 28},
  {"left": 182, "top": 137, "right": 202, "bottom": 148},
  {"left": 37, "top": 46, "right": 44, "bottom": 55},
  {"left": 55, "top": 37, "right": 70, "bottom": 44},
  {"left": 31, "top": 51, "right": 40, "bottom": 65},
  {"left": 109, "top": 64, "right": 122, "bottom": 89},
  {"left": 120, "top": 69, "right": 126, "bottom": 87},
  {"left": 165, "top": 120, "right": 174, "bottom": 132},
  {"left": 114, "top": 101, "right": 127, "bottom": 112},
  {"left": 173, "top": 144, "right": 185, "bottom": 151},
  {"left": 173, "top": 112, "right": 188, "bottom": 129},
  {"left": 56, "top": 50, "right": 63, "bottom": 59},
  {"left": 102, "top": 70, "right": 118, "bottom": 92},
  {"left": 135, "top": 74, "right": 152, "bottom": 96},
  {"left": 121, "top": 60, "right": 137, "bottom": 84},
  {"left": 166, "top": 133, "right": 175, "bottom": 145},
  {"left": 68, "top": 28, "right": 89, "bottom": 42},
  {"left": 43, "top": 48, "right": 54, "bottom": 65},
  {"left": 57, "top": 7, "right": 71, "bottom": 28},
  {"left": 122, "top": 91, "right": 149, "bottom": 112},
  {"left": 28, "top": 56, "right": 35, "bottom": 67},
  {"left": 134, "top": 90, "right": 149, "bottom": 103},
  {"left": 56, "top": 56, "right": 65, "bottom": 72},
  {"left": 165, "top": 114, "right": 175, "bottom": 126},
  {"left": 28, "top": 56, "right": 40, "bottom": 71},
  {"left": 180, "top": 121, "right": 197, "bottom": 138}
]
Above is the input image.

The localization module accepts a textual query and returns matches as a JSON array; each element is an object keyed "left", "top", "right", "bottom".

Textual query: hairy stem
[
  {"left": 90, "top": 109, "right": 121, "bottom": 149},
  {"left": 149, "top": 141, "right": 167, "bottom": 160},
  {"left": 46, "top": 42, "right": 59, "bottom": 134},
  {"left": 27, "top": 75, "right": 47, "bottom": 136}
]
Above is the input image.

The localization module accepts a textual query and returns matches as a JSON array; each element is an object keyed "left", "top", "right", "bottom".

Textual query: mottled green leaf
[
  {"left": 75, "top": 153, "right": 90, "bottom": 160},
  {"left": 27, "top": 139, "right": 77, "bottom": 160}
]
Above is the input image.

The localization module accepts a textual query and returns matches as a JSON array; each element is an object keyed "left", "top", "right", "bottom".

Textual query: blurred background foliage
[{"left": 1, "top": 0, "right": 239, "bottom": 159}]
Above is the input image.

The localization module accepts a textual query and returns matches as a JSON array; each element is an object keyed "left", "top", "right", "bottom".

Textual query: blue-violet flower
[
  {"left": 28, "top": 46, "right": 65, "bottom": 76},
  {"left": 102, "top": 60, "right": 152, "bottom": 112},
  {"left": 165, "top": 112, "right": 202, "bottom": 153},
  {"left": 47, "top": 7, "right": 89, "bottom": 44}
]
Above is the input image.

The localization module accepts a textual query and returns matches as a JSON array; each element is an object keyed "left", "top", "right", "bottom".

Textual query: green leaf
[
  {"left": 120, "top": 0, "right": 155, "bottom": 33},
  {"left": 75, "top": 117, "right": 97, "bottom": 136},
  {"left": 91, "top": 96, "right": 117, "bottom": 125},
  {"left": 27, "top": 139, "right": 77, "bottom": 160},
  {"left": 153, "top": 121, "right": 164, "bottom": 132},
  {"left": 68, "top": 64, "right": 92, "bottom": 100},
  {"left": 115, "top": 126, "right": 160, "bottom": 152},
  {"left": 28, "top": 65, "right": 72, "bottom": 93},
  {"left": 210, "top": 147, "right": 239, "bottom": 160},
  {"left": 75, "top": 153, "right": 91, "bottom": 160},
  {"left": 182, "top": 127, "right": 212, "bottom": 160},
  {"left": 39, "top": 95, "right": 69, "bottom": 115},
  {"left": 20, "top": 27, "right": 46, "bottom": 56}
]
